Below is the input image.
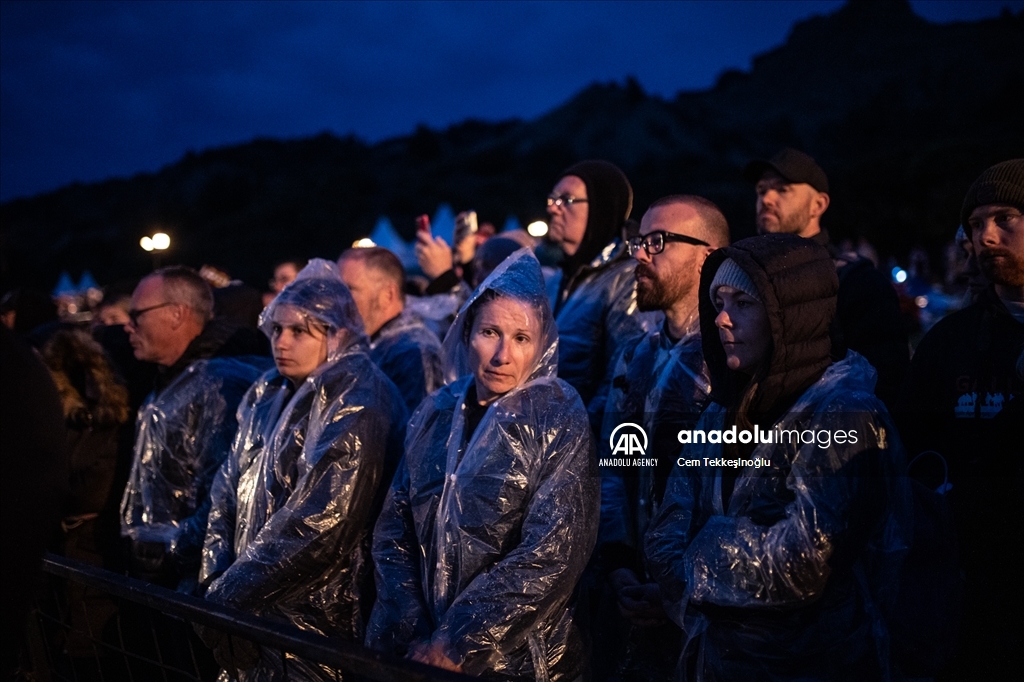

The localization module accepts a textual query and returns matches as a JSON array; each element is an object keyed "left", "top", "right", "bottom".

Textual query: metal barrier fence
[{"left": 24, "top": 553, "right": 473, "bottom": 682}]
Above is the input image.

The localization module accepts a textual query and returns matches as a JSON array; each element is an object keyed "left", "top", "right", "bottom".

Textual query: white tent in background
[
  {"left": 431, "top": 203, "right": 456, "bottom": 246},
  {"left": 369, "top": 216, "right": 416, "bottom": 268},
  {"left": 502, "top": 215, "right": 523, "bottom": 233},
  {"left": 78, "top": 270, "right": 99, "bottom": 293},
  {"left": 53, "top": 271, "right": 77, "bottom": 298}
]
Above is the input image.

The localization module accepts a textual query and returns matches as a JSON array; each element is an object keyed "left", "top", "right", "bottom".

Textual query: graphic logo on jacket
[{"left": 610, "top": 423, "right": 648, "bottom": 456}]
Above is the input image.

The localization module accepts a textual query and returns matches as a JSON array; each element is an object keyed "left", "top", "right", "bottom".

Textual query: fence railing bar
[{"left": 40, "top": 554, "right": 473, "bottom": 682}]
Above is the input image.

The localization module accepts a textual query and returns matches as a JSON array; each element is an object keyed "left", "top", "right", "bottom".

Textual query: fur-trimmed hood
[{"left": 42, "top": 328, "right": 130, "bottom": 428}]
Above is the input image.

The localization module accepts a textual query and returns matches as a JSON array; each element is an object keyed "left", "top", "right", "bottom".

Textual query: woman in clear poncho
[
  {"left": 644, "top": 234, "right": 911, "bottom": 681},
  {"left": 199, "top": 259, "right": 407, "bottom": 681},
  {"left": 365, "top": 249, "right": 600, "bottom": 681}
]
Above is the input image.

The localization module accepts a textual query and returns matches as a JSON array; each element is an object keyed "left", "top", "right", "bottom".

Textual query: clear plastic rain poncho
[
  {"left": 365, "top": 249, "right": 600, "bottom": 681},
  {"left": 645, "top": 354, "right": 911, "bottom": 681},
  {"left": 405, "top": 283, "right": 471, "bottom": 341},
  {"left": 598, "top": 319, "right": 711, "bottom": 567},
  {"left": 120, "top": 350, "right": 265, "bottom": 581},
  {"left": 643, "top": 236, "right": 911, "bottom": 681},
  {"left": 553, "top": 240, "right": 661, "bottom": 415},
  {"left": 368, "top": 308, "right": 444, "bottom": 413},
  {"left": 201, "top": 259, "right": 408, "bottom": 680}
]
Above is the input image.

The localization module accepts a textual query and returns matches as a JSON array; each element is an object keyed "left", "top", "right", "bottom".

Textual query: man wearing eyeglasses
[
  {"left": 546, "top": 160, "right": 659, "bottom": 425},
  {"left": 120, "top": 266, "right": 266, "bottom": 592},
  {"left": 744, "top": 148, "right": 908, "bottom": 410},
  {"left": 593, "top": 195, "right": 729, "bottom": 680}
]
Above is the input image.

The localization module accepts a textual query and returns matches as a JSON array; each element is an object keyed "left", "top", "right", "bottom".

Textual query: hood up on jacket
[
  {"left": 698, "top": 233, "right": 838, "bottom": 418},
  {"left": 557, "top": 159, "right": 633, "bottom": 278}
]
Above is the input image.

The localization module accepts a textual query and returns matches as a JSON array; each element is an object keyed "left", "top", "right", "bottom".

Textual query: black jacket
[
  {"left": 812, "top": 231, "right": 908, "bottom": 411},
  {"left": 896, "top": 285, "right": 1024, "bottom": 677}
]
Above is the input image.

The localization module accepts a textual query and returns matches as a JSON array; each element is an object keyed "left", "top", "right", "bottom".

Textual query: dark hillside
[{"left": 2, "top": 0, "right": 1020, "bottom": 290}]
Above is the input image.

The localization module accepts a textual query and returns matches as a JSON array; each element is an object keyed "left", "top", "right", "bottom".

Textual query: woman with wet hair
[
  {"left": 645, "top": 234, "right": 911, "bottom": 681},
  {"left": 366, "top": 250, "right": 599, "bottom": 681}
]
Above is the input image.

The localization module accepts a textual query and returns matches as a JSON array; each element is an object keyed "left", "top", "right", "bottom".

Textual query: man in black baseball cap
[
  {"left": 745, "top": 147, "right": 830, "bottom": 238},
  {"left": 743, "top": 148, "right": 908, "bottom": 410}
]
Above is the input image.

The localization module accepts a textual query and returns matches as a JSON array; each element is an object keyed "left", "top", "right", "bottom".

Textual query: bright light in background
[
  {"left": 527, "top": 221, "right": 548, "bottom": 238},
  {"left": 352, "top": 238, "right": 376, "bottom": 248},
  {"left": 892, "top": 267, "right": 907, "bottom": 283},
  {"left": 141, "top": 233, "right": 171, "bottom": 251}
]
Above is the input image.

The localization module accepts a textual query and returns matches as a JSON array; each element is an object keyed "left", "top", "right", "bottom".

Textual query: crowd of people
[{"left": 2, "top": 152, "right": 1021, "bottom": 682}]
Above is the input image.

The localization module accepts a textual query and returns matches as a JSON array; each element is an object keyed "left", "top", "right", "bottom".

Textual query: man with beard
[
  {"left": 592, "top": 195, "right": 729, "bottom": 681},
  {"left": 897, "top": 159, "right": 1024, "bottom": 680},
  {"left": 745, "top": 148, "right": 908, "bottom": 409}
]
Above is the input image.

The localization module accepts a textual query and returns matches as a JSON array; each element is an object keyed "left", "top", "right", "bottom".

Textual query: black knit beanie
[
  {"left": 961, "top": 159, "right": 1024, "bottom": 233},
  {"left": 557, "top": 160, "right": 633, "bottom": 276}
]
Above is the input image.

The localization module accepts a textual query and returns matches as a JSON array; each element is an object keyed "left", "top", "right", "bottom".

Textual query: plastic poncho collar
[
  {"left": 698, "top": 233, "right": 838, "bottom": 416},
  {"left": 557, "top": 159, "right": 633, "bottom": 279},
  {"left": 259, "top": 258, "right": 366, "bottom": 364},
  {"left": 440, "top": 248, "right": 557, "bottom": 387},
  {"left": 369, "top": 309, "right": 443, "bottom": 413}
]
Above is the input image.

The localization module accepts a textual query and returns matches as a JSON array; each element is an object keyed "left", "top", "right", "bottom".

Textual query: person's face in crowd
[
  {"left": 546, "top": 175, "right": 589, "bottom": 256},
  {"left": 957, "top": 230, "right": 989, "bottom": 297},
  {"left": 755, "top": 170, "right": 827, "bottom": 238},
  {"left": 714, "top": 285, "right": 771, "bottom": 374},
  {"left": 634, "top": 203, "right": 710, "bottom": 312},
  {"left": 271, "top": 263, "right": 300, "bottom": 294},
  {"left": 970, "top": 203, "right": 1024, "bottom": 290},
  {"left": 125, "top": 276, "right": 186, "bottom": 365},
  {"left": 96, "top": 302, "right": 130, "bottom": 327},
  {"left": 338, "top": 257, "right": 387, "bottom": 336},
  {"left": 468, "top": 297, "right": 542, "bottom": 404},
  {"left": 270, "top": 304, "right": 329, "bottom": 385}
]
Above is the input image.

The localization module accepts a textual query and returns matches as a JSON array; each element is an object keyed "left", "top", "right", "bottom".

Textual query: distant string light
[{"left": 352, "top": 238, "right": 376, "bottom": 248}]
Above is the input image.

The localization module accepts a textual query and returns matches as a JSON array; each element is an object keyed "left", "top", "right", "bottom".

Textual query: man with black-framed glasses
[
  {"left": 593, "top": 195, "right": 730, "bottom": 680},
  {"left": 120, "top": 266, "right": 267, "bottom": 592}
]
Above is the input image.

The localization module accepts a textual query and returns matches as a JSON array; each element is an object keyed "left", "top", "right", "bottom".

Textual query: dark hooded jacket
[
  {"left": 366, "top": 250, "right": 599, "bottom": 681},
  {"left": 644, "top": 234, "right": 911, "bottom": 682},
  {"left": 369, "top": 308, "right": 444, "bottom": 413},
  {"left": 552, "top": 160, "right": 660, "bottom": 411},
  {"left": 201, "top": 260, "right": 408, "bottom": 680},
  {"left": 120, "top": 318, "right": 269, "bottom": 585}
]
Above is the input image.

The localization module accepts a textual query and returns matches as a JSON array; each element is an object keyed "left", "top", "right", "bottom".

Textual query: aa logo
[{"left": 610, "top": 423, "right": 648, "bottom": 456}]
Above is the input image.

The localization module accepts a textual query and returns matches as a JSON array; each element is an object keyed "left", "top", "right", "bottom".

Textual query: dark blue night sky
[{"left": 1, "top": 0, "right": 1018, "bottom": 202}]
